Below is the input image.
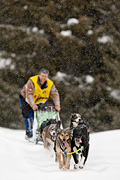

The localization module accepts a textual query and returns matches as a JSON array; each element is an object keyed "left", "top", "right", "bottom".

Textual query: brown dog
[{"left": 55, "top": 129, "right": 71, "bottom": 170}]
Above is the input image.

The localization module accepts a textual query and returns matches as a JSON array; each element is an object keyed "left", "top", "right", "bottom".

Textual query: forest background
[{"left": 0, "top": 0, "right": 120, "bottom": 132}]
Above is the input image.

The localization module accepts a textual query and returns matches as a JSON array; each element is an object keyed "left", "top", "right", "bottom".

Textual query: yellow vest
[{"left": 29, "top": 75, "right": 53, "bottom": 104}]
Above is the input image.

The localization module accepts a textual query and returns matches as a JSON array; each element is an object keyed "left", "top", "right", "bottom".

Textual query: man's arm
[
  {"left": 50, "top": 84, "right": 60, "bottom": 111},
  {"left": 25, "top": 79, "right": 38, "bottom": 110}
]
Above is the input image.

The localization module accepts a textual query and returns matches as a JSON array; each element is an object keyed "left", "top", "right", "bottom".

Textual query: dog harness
[
  {"left": 58, "top": 137, "right": 82, "bottom": 155},
  {"left": 58, "top": 137, "right": 70, "bottom": 155}
]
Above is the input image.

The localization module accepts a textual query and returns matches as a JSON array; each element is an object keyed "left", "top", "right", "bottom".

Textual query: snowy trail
[{"left": 0, "top": 127, "right": 120, "bottom": 180}]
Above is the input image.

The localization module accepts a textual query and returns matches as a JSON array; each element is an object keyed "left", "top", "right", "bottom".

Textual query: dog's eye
[{"left": 61, "top": 133, "right": 64, "bottom": 136}]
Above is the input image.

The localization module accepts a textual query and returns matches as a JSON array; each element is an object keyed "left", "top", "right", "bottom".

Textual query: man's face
[{"left": 39, "top": 73, "right": 48, "bottom": 85}]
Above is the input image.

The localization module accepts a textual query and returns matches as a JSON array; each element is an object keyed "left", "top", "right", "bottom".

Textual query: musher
[{"left": 19, "top": 68, "right": 60, "bottom": 139}]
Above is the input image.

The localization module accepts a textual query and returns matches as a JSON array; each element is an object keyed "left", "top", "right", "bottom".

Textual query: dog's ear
[
  {"left": 70, "top": 113, "right": 75, "bottom": 120},
  {"left": 65, "top": 130, "right": 72, "bottom": 140},
  {"left": 56, "top": 128, "right": 62, "bottom": 134},
  {"left": 56, "top": 121, "right": 61, "bottom": 129},
  {"left": 67, "top": 130, "right": 72, "bottom": 136}
]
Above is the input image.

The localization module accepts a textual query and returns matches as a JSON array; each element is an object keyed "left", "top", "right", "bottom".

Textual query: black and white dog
[
  {"left": 70, "top": 113, "right": 82, "bottom": 130},
  {"left": 71, "top": 115, "right": 90, "bottom": 169}
]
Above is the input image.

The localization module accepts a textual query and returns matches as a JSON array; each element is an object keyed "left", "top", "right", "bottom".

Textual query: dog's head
[
  {"left": 73, "top": 124, "right": 88, "bottom": 145},
  {"left": 48, "top": 121, "right": 61, "bottom": 141},
  {"left": 58, "top": 129, "right": 71, "bottom": 148},
  {"left": 48, "top": 124, "right": 57, "bottom": 141},
  {"left": 70, "top": 113, "right": 82, "bottom": 129}
]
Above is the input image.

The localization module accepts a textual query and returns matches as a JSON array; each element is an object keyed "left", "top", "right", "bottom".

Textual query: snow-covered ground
[{"left": 0, "top": 127, "right": 120, "bottom": 180}]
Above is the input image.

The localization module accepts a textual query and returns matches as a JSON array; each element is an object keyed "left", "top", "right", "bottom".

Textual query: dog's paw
[
  {"left": 79, "top": 156, "right": 85, "bottom": 169},
  {"left": 79, "top": 165, "right": 84, "bottom": 169},
  {"left": 44, "top": 145, "right": 47, "bottom": 148},
  {"left": 79, "top": 163, "right": 84, "bottom": 169},
  {"left": 59, "top": 164, "right": 63, "bottom": 169},
  {"left": 63, "top": 167, "right": 67, "bottom": 171},
  {"left": 74, "top": 163, "right": 79, "bottom": 169},
  {"left": 64, "top": 164, "right": 70, "bottom": 170}
]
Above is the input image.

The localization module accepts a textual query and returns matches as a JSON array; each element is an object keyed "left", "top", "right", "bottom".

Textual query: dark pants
[{"left": 19, "top": 94, "right": 34, "bottom": 134}]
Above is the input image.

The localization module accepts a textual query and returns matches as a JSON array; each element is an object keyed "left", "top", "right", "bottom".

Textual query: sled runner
[{"left": 33, "top": 103, "right": 60, "bottom": 144}]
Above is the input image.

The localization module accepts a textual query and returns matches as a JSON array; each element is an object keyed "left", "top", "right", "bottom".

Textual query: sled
[{"left": 33, "top": 104, "right": 60, "bottom": 144}]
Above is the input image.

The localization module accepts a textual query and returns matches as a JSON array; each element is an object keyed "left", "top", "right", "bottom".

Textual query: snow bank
[{"left": 0, "top": 128, "right": 120, "bottom": 180}]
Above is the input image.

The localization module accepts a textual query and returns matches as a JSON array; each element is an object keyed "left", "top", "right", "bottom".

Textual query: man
[{"left": 19, "top": 68, "right": 60, "bottom": 139}]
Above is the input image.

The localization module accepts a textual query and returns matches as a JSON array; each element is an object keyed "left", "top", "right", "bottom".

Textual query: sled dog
[
  {"left": 70, "top": 113, "right": 82, "bottom": 130},
  {"left": 42, "top": 119, "right": 61, "bottom": 157},
  {"left": 71, "top": 121, "right": 90, "bottom": 169},
  {"left": 55, "top": 129, "right": 71, "bottom": 170}
]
